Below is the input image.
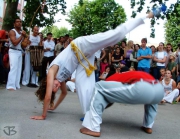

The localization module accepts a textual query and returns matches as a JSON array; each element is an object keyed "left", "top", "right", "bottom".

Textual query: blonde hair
[{"left": 127, "top": 40, "right": 133, "bottom": 49}]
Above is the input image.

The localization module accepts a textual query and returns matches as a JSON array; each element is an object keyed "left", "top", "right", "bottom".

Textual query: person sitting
[
  {"left": 119, "top": 60, "right": 129, "bottom": 72},
  {"left": 161, "top": 70, "right": 179, "bottom": 104},
  {"left": 99, "top": 65, "right": 110, "bottom": 80},
  {"left": 66, "top": 70, "right": 76, "bottom": 93},
  {"left": 159, "top": 68, "right": 165, "bottom": 81}
]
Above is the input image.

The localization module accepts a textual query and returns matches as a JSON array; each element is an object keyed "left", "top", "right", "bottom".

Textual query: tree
[
  {"left": 130, "top": 0, "right": 180, "bottom": 38},
  {"left": 2, "top": 0, "right": 19, "bottom": 31},
  {"left": 41, "top": 26, "right": 70, "bottom": 38},
  {"left": 2, "top": 0, "right": 67, "bottom": 32},
  {"left": 23, "top": 0, "right": 67, "bottom": 32},
  {"left": 66, "top": 0, "right": 126, "bottom": 38},
  {"left": 165, "top": 3, "right": 180, "bottom": 50}
]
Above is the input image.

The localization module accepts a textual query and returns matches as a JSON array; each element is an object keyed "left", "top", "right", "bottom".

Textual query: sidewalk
[{"left": 0, "top": 85, "right": 180, "bottom": 139}]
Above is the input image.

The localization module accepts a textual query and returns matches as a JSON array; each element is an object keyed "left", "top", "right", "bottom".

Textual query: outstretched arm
[
  {"left": 49, "top": 81, "right": 67, "bottom": 110},
  {"left": 31, "top": 65, "right": 59, "bottom": 120}
]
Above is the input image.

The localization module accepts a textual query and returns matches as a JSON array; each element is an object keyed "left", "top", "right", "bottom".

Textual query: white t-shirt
[
  {"left": 30, "top": 35, "right": 40, "bottom": 46},
  {"left": 44, "top": 40, "right": 55, "bottom": 57},
  {"left": 155, "top": 51, "right": 167, "bottom": 66}
]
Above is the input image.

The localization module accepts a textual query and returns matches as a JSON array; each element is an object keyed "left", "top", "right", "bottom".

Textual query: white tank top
[
  {"left": 9, "top": 29, "right": 22, "bottom": 49},
  {"left": 29, "top": 35, "right": 40, "bottom": 46},
  {"left": 162, "top": 79, "right": 173, "bottom": 93}
]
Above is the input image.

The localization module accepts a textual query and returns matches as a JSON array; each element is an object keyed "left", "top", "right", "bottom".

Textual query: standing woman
[
  {"left": 130, "top": 44, "right": 140, "bottom": 70},
  {"left": 55, "top": 36, "right": 64, "bottom": 57},
  {"left": 124, "top": 40, "right": 134, "bottom": 68},
  {"left": 153, "top": 42, "right": 167, "bottom": 80},
  {"left": 150, "top": 45, "right": 156, "bottom": 77}
]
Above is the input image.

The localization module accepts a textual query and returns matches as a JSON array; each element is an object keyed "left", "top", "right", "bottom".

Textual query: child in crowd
[
  {"left": 100, "top": 58, "right": 109, "bottom": 74},
  {"left": 159, "top": 68, "right": 165, "bottom": 81},
  {"left": 99, "top": 65, "right": 110, "bottom": 80},
  {"left": 166, "top": 53, "right": 176, "bottom": 80}
]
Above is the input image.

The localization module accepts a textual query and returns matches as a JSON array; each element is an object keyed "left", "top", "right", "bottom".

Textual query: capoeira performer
[
  {"left": 22, "top": 26, "right": 41, "bottom": 87},
  {"left": 80, "top": 71, "right": 164, "bottom": 137},
  {"left": 6, "top": 18, "right": 26, "bottom": 90},
  {"left": 31, "top": 7, "right": 166, "bottom": 120}
]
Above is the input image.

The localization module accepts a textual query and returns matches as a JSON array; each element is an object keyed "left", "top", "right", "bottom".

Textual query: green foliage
[
  {"left": 165, "top": 3, "right": 180, "bottom": 50},
  {"left": 130, "top": 0, "right": 180, "bottom": 38},
  {"left": 2, "top": 0, "right": 19, "bottom": 31},
  {"left": 67, "top": 0, "right": 126, "bottom": 38},
  {"left": 23, "top": 0, "right": 67, "bottom": 31},
  {"left": 41, "top": 26, "right": 70, "bottom": 38}
]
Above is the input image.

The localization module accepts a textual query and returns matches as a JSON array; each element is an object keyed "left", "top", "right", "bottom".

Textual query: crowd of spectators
[{"left": 0, "top": 25, "right": 180, "bottom": 103}]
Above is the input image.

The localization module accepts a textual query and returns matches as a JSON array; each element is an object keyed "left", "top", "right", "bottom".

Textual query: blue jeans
[
  {"left": 177, "top": 75, "right": 180, "bottom": 83},
  {"left": 137, "top": 67, "right": 150, "bottom": 73}
]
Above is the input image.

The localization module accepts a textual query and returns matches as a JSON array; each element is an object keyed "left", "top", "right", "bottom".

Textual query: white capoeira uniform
[
  {"left": 162, "top": 79, "right": 179, "bottom": 103},
  {"left": 82, "top": 72, "right": 164, "bottom": 132},
  {"left": 6, "top": 29, "right": 23, "bottom": 90},
  {"left": 66, "top": 70, "right": 76, "bottom": 92},
  {"left": 48, "top": 15, "right": 148, "bottom": 114},
  {"left": 22, "top": 35, "right": 40, "bottom": 86}
]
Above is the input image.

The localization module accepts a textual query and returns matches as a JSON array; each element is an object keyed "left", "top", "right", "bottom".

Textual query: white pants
[
  {"left": 82, "top": 81, "right": 164, "bottom": 132},
  {"left": 75, "top": 54, "right": 95, "bottom": 114},
  {"left": 163, "top": 89, "right": 179, "bottom": 103},
  {"left": 50, "top": 15, "right": 146, "bottom": 114},
  {"left": 22, "top": 51, "right": 30, "bottom": 85},
  {"left": 21, "top": 51, "right": 39, "bottom": 85},
  {"left": 31, "top": 67, "right": 39, "bottom": 85},
  {"left": 66, "top": 81, "right": 76, "bottom": 92},
  {"left": 6, "top": 49, "right": 22, "bottom": 90}
]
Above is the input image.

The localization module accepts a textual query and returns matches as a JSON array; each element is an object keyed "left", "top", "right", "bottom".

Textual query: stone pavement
[{"left": 0, "top": 85, "right": 180, "bottom": 139}]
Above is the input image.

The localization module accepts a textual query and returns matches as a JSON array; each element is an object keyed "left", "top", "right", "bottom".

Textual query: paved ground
[{"left": 0, "top": 84, "right": 180, "bottom": 139}]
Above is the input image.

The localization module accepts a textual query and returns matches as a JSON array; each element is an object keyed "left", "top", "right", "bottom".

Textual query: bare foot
[
  {"left": 7, "top": 88, "right": 15, "bottom": 91},
  {"left": 80, "top": 127, "right": 100, "bottom": 137},
  {"left": 160, "top": 100, "right": 166, "bottom": 104}
]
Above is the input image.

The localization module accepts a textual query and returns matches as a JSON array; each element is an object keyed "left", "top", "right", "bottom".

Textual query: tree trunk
[{"left": 2, "top": 1, "right": 18, "bottom": 31}]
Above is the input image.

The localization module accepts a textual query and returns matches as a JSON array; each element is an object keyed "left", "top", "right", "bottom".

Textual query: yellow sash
[{"left": 71, "top": 41, "right": 96, "bottom": 77}]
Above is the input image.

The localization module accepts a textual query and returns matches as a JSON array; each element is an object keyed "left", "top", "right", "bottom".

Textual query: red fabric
[
  {"left": 100, "top": 63, "right": 108, "bottom": 74},
  {"left": 3, "top": 54, "right": 9, "bottom": 68},
  {"left": 0, "top": 30, "right": 6, "bottom": 39},
  {"left": 106, "top": 71, "right": 155, "bottom": 84}
]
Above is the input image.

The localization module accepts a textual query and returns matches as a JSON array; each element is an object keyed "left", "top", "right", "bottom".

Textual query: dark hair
[
  {"left": 166, "top": 43, "right": 171, "bottom": 46},
  {"left": 121, "top": 40, "right": 126, "bottom": 45},
  {"left": 35, "top": 77, "right": 55, "bottom": 107},
  {"left": 105, "top": 65, "right": 110, "bottom": 70},
  {"left": 13, "top": 17, "right": 21, "bottom": 23},
  {"left": 65, "top": 34, "right": 69, "bottom": 37},
  {"left": 150, "top": 45, "right": 155, "bottom": 48},
  {"left": 178, "top": 43, "right": 180, "bottom": 47},
  {"left": 47, "top": 32, "right": 52, "bottom": 36},
  {"left": 115, "top": 47, "right": 120, "bottom": 50},
  {"left": 141, "top": 38, "right": 147, "bottom": 43},
  {"left": 159, "top": 42, "right": 164, "bottom": 46},
  {"left": 135, "top": 44, "right": 140, "bottom": 48}
]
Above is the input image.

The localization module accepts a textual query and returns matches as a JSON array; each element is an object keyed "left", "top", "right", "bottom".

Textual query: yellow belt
[{"left": 71, "top": 41, "right": 96, "bottom": 77}]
